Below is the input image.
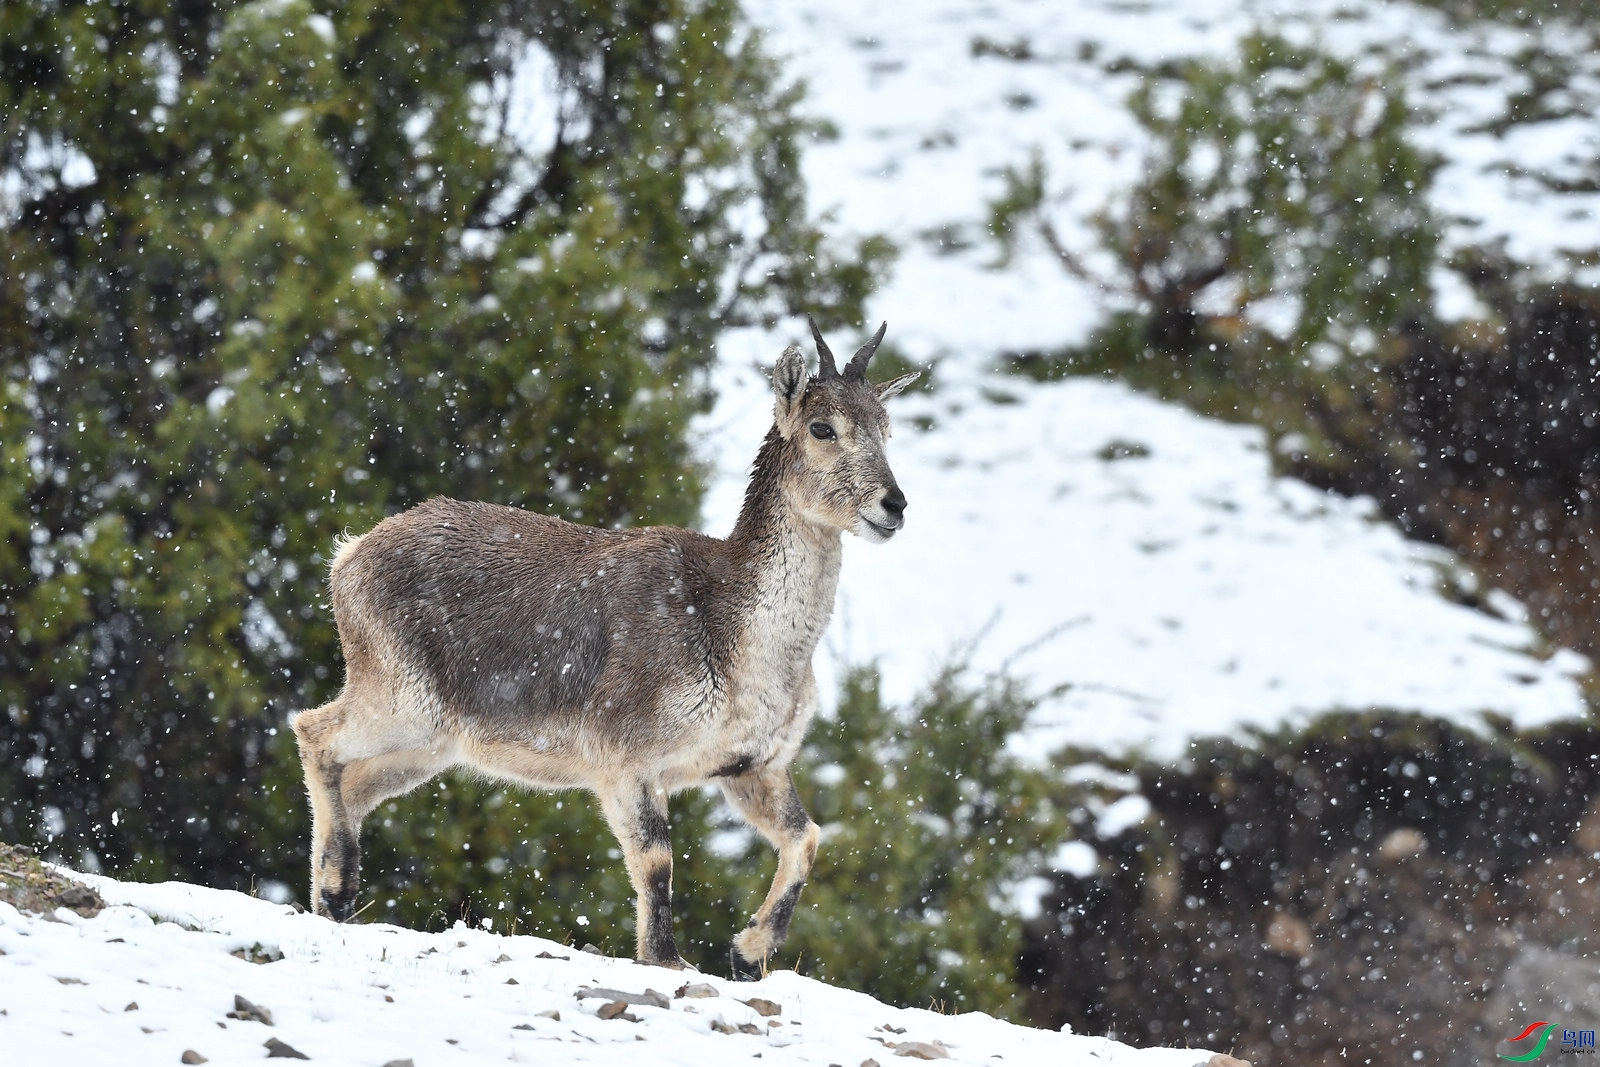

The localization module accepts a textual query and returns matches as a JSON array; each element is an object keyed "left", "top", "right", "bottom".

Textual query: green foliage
[
  {"left": 777, "top": 664, "right": 1066, "bottom": 1017},
  {"left": 0, "top": 0, "right": 887, "bottom": 892},
  {"left": 993, "top": 32, "right": 1440, "bottom": 469},
  {"left": 1114, "top": 34, "right": 1436, "bottom": 352},
  {"left": 1407, "top": 0, "right": 1589, "bottom": 27}
]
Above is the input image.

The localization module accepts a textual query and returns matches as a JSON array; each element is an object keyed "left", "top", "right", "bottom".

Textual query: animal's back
[{"left": 331, "top": 497, "right": 730, "bottom": 745}]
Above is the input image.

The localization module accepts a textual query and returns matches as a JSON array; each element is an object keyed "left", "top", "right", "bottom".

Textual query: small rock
[
  {"left": 742, "top": 997, "right": 781, "bottom": 1017},
  {"left": 893, "top": 1041, "right": 950, "bottom": 1059},
  {"left": 263, "top": 1037, "right": 310, "bottom": 1059},
  {"left": 575, "top": 986, "right": 671, "bottom": 1009},
  {"left": 535, "top": 950, "right": 570, "bottom": 961},
  {"left": 711, "top": 1018, "right": 738, "bottom": 1034},
  {"left": 180, "top": 1052, "right": 207, "bottom": 1065},
  {"left": 228, "top": 994, "right": 274, "bottom": 1026},
  {"left": 676, "top": 981, "right": 719, "bottom": 999},
  {"left": 54, "top": 976, "right": 86, "bottom": 985},
  {"left": 1375, "top": 827, "right": 1427, "bottom": 864},
  {"left": 504, "top": 977, "right": 518, "bottom": 985},
  {"left": 581, "top": 943, "right": 603, "bottom": 955},
  {"left": 124, "top": 1002, "right": 139, "bottom": 1012},
  {"left": 55, "top": 884, "right": 105, "bottom": 915},
  {"left": 1204, "top": 1056, "right": 1252, "bottom": 1067},
  {"left": 493, "top": 953, "right": 512, "bottom": 963},
  {"left": 536, "top": 1009, "right": 560, "bottom": 1021},
  {"left": 596, "top": 1001, "right": 638, "bottom": 1022},
  {"left": 513, "top": 1023, "right": 536, "bottom": 1031},
  {"left": 1263, "top": 912, "right": 1312, "bottom": 961},
  {"left": 230, "top": 943, "right": 284, "bottom": 965},
  {"left": 862, "top": 1060, "right": 882, "bottom": 1067},
  {"left": 738, "top": 1023, "right": 762, "bottom": 1034},
  {"left": 379, "top": 1060, "right": 414, "bottom": 1067}
]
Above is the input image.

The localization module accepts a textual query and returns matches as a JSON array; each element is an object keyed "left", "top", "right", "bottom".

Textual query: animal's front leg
[
  {"left": 720, "top": 767, "right": 821, "bottom": 979},
  {"left": 599, "top": 781, "right": 687, "bottom": 968}
]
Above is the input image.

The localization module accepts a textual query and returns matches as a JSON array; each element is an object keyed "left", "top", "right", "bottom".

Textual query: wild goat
[{"left": 292, "top": 319, "right": 918, "bottom": 975}]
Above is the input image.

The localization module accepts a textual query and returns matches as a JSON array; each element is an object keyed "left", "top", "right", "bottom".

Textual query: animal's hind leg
[
  {"left": 294, "top": 699, "right": 450, "bottom": 921},
  {"left": 293, "top": 699, "right": 361, "bottom": 920},
  {"left": 720, "top": 767, "right": 821, "bottom": 979},
  {"left": 598, "top": 781, "right": 687, "bottom": 968}
]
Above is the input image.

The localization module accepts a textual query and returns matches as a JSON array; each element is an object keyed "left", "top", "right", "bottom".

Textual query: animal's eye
[{"left": 809, "top": 421, "right": 837, "bottom": 441}]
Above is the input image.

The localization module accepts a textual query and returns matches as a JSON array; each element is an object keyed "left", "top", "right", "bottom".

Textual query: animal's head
[{"left": 771, "top": 317, "right": 920, "bottom": 542}]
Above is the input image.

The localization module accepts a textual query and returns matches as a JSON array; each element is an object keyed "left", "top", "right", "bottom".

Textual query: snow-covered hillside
[
  {"left": 0, "top": 870, "right": 1224, "bottom": 1067},
  {"left": 692, "top": 0, "right": 1600, "bottom": 756}
]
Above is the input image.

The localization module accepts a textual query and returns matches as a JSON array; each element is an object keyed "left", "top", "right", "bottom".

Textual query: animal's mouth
[{"left": 858, "top": 513, "right": 900, "bottom": 541}]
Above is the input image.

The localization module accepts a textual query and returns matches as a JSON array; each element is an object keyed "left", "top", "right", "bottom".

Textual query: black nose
[{"left": 881, "top": 486, "right": 906, "bottom": 520}]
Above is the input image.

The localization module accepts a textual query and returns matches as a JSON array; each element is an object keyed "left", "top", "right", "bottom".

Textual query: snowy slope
[
  {"left": 0, "top": 873, "right": 1220, "bottom": 1067},
  {"left": 690, "top": 0, "right": 1599, "bottom": 757},
  {"left": 749, "top": 0, "right": 1600, "bottom": 337}
]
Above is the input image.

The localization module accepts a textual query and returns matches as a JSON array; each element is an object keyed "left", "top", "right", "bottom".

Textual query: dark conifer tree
[{"left": 0, "top": 0, "right": 887, "bottom": 911}]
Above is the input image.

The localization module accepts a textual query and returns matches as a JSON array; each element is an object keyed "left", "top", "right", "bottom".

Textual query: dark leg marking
[
  {"left": 320, "top": 888, "right": 357, "bottom": 923},
  {"left": 766, "top": 881, "right": 805, "bottom": 943},
  {"left": 637, "top": 789, "right": 671, "bottom": 849},
  {"left": 626, "top": 784, "right": 681, "bottom": 964},
  {"left": 644, "top": 862, "right": 679, "bottom": 963},
  {"left": 778, "top": 778, "right": 811, "bottom": 834},
  {"left": 322, "top": 826, "right": 361, "bottom": 921}
]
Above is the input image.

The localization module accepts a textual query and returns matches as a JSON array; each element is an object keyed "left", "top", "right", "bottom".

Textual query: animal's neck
[{"left": 726, "top": 427, "right": 844, "bottom": 649}]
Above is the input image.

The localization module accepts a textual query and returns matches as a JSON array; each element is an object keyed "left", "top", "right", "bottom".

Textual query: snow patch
[{"left": 0, "top": 871, "right": 1222, "bottom": 1066}]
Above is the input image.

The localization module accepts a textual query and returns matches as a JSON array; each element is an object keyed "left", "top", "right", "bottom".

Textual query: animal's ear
[
  {"left": 772, "top": 344, "right": 809, "bottom": 432},
  {"left": 874, "top": 371, "right": 921, "bottom": 402}
]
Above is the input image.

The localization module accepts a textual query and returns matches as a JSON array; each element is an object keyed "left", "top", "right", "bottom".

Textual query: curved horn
[
  {"left": 844, "top": 321, "right": 888, "bottom": 381},
  {"left": 808, "top": 314, "right": 839, "bottom": 379}
]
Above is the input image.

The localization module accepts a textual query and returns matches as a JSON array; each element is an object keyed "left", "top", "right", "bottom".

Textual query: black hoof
[
  {"left": 730, "top": 946, "right": 763, "bottom": 981},
  {"left": 320, "top": 889, "right": 357, "bottom": 922}
]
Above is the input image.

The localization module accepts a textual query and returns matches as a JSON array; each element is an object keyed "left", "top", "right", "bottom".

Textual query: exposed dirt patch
[
  {"left": 1021, "top": 714, "right": 1600, "bottom": 1066},
  {"left": 0, "top": 842, "right": 105, "bottom": 917}
]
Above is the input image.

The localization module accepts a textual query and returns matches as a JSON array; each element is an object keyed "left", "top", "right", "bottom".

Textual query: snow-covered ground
[
  {"left": 0, "top": 874, "right": 1219, "bottom": 1067},
  {"left": 691, "top": 0, "right": 1600, "bottom": 757}
]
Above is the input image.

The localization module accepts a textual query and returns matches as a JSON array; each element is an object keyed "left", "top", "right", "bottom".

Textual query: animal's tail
[{"left": 328, "top": 530, "right": 366, "bottom": 574}]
